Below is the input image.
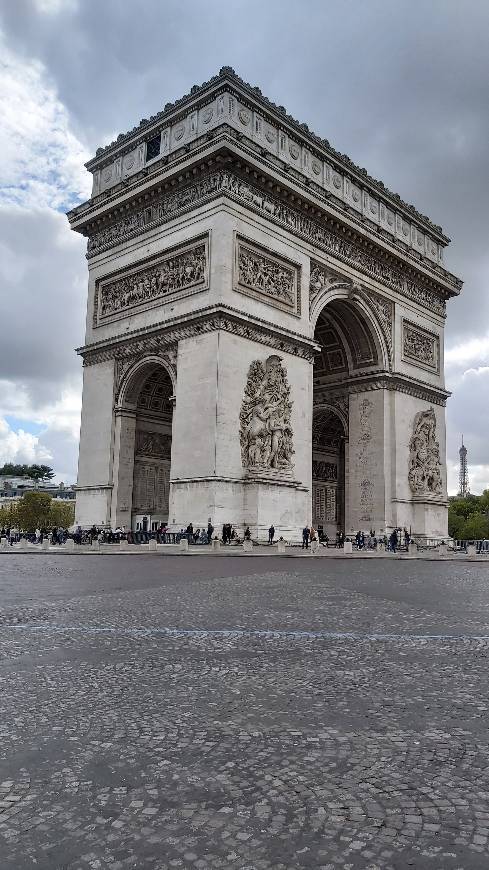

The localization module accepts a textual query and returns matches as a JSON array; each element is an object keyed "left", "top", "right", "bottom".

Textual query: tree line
[
  {"left": 0, "top": 463, "right": 55, "bottom": 482},
  {"left": 448, "top": 491, "right": 489, "bottom": 540},
  {"left": 0, "top": 492, "right": 74, "bottom": 532}
]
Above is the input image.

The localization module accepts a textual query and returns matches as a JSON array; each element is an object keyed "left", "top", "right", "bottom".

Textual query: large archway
[
  {"left": 131, "top": 366, "right": 174, "bottom": 531},
  {"left": 112, "top": 358, "right": 175, "bottom": 532},
  {"left": 312, "top": 295, "right": 388, "bottom": 536}
]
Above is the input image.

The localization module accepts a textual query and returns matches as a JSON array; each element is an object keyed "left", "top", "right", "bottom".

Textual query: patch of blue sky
[{"left": 4, "top": 416, "right": 45, "bottom": 436}]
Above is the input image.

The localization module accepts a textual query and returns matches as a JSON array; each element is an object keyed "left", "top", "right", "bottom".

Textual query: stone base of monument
[
  {"left": 148, "top": 538, "right": 157, "bottom": 551},
  {"left": 343, "top": 541, "right": 353, "bottom": 554},
  {"left": 212, "top": 539, "right": 221, "bottom": 552},
  {"left": 242, "top": 539, "right": 252, "bottom": 552},
  {"left": 179, "top": 537, "right": 189, "bottom": 552}
]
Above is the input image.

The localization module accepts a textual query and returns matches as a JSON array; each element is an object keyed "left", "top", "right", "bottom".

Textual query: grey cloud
[{"left": 0, "top": 207, "right": 85, "bottom": 404}]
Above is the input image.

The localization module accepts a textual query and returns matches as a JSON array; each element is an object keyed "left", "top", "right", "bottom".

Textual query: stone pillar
[
  {"left": 343, "top": 541, "right": 353, "bottom": 554},
  {"left": 277, "top": 539, "right": 287, "bottom": 554},
  {"left": 148, "top": 538, "right": 157, "bottom": 551},
  {"left": 76, "top": 360, "right": 115, "bottom": 527},
  {"left": 110, "top": 407, "right": 137, "bottom": 530},
  {"left": 179, "top": 537, "right": 189, "bottom": 551},
  {"left": 347, "top": 390, "right": 389, "bottom": 536},
  {"left": 169, "top": 331, "right": 310, "bottom": 538},
  {"left": 242, "top": 539, "right": 253, "bottom": 552}
]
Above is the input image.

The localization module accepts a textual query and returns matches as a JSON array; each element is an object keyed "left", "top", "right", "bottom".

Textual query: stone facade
[{"left": 69, "top": 68, "right": 461, "bottom": 539}]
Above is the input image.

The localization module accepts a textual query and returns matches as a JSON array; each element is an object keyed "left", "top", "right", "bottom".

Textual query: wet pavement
[{"left": 1, "top": 554, "right": 489, "bottom": 869}]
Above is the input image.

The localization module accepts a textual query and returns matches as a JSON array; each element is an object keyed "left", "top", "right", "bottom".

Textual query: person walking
[
  {"left": 302, "top": 525, "right": 310, "bottom": 550},
  {"left": 207, "top": 521, "right": 214, "bottom": 544},
  {"left": 389, "top": 529, "right": 398, "bottom": 553},
  {"left": 268, "top": 525, "right": 275, "bottom": 544},
  {"left": 244, "top": 527, "right": 251, "bottom": 541}
]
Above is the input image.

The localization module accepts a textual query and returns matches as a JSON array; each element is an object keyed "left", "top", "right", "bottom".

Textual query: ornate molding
[
  {"left": 234, "top": 236, "right": 300, "bottom": 316},
  {"left": 408, "top": 407, "right": 443, "bottom": 495},
  {"left": 239, "top": 355, "right": 294, "bottom": 477},
  {"left": 314, "top": 374, "right": 449, "bottom": 407},
  {"left": 94, "top": 236, "right": 208, "bottom": 326},
  {"left": 85, "top": 168, "right": 447, "bottom": 317},
  {"left": 402, "top": 319, "right": 440, "bottom": 373},
  {"left": 355, "top": 287, "right": 393, "bottom": 364},
  {"left": 80, "top": 305, "right": 318, "bottom": 368},
  {"left": 114, "top": 347, "right": 177, "bottom": 402},
  {"left": 82, "top": 66, "right": 453, "bottom": 265}
]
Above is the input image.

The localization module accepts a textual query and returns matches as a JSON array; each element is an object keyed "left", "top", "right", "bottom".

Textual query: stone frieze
[
  {"left": 402, "top": 320, "right": 439, "bottom": 372},
  {"left": 87, "top": 170, "right": 446, "bottom": 317}
]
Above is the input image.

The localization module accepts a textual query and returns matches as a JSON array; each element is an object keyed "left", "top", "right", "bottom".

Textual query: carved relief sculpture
[
  {"left": 96, "top": 239, "right": 207, "bottom": 323},
  {"left": 403, "top": 321, "right": 439, "bottom": 371},
  {"left": 235, "top": 238, "right": 299, "bottom": 314},
  {"left": 135, "top": 430, "right": 172, "bottom": 460},
  {"left": 408, "top": 408, "right": 443, "bottom": 495},
  {"left": 240, "top": 355, "right": 294, "bottom": 475}
]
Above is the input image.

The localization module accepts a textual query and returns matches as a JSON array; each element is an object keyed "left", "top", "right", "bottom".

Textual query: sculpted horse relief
[{"left": 240, "top": 355, "right": 294, "bottom": 474}]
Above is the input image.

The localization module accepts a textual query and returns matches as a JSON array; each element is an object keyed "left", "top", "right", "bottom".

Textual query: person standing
[
  {"left": 302, "top": 525, "right": 310, "bottom": 550},
  {"left": 268, "top": 525, "right": 275, "bottom": 544},
  {"left": 389, "top": 529, "right": 398, "bottom": 553},
  {"left": 207, "top": 521, "right": 214, "bottom": 544}
]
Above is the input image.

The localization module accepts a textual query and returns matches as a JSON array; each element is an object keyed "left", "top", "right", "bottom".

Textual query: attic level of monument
[
  {"left": 83, "top": 67, "right": 447, "bottom": 241},
  {"left": 70, "top": 72, "right": 462, "bottom": 541},
  {"left": 68, "top": 68, "right": 461, "bottom": 301}
]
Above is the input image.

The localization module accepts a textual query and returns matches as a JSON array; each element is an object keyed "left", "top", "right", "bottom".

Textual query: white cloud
[
  {"left": 0, "top": 417, "right": 52, "bottom": 466},
  {"left": 0, "top": 31, "right": 91, "bottom": 211}
]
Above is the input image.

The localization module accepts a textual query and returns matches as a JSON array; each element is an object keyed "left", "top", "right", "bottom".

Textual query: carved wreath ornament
[
  {"left": 408, "top": 407, "right": 443, "bottom": 496},
  {"left": 239, "top": 355, "right": 294, "bottom": 474}
]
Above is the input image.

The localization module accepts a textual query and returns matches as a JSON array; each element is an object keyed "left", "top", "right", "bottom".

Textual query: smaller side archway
[
  {"left": 111, "top": 357, "right": 176, "bottom": 532},
  {"left": 312, "top": 405, "right": 348, "bottom": 540}
]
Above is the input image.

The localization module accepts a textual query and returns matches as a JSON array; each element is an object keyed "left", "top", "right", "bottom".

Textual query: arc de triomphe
[{"left": 68, "top": 67, "right": 462, "bottom": 540}]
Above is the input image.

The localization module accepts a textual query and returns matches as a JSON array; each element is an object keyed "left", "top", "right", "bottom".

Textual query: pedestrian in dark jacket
[{"left": 302, "top": 526, "right": 310, "bottom": 549}]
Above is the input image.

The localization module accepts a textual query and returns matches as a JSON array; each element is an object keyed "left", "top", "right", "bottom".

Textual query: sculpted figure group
[
  {"left": 240, "top": 355, "right": 294, "bottom": 473},
  {"left": 408, "top": 407, "right": 443, "bottom": 495}
]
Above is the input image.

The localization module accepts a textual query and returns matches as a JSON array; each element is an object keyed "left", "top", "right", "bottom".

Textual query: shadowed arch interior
[{"left": 131, "top": 365, "right": 174, "bottom": 531}]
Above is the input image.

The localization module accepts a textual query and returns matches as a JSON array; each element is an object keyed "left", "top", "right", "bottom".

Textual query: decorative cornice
[
  {"left": 314, "top": 373, "right": 450, "bottom": 407},
  {"left": 79, "top": 304, "right": 319, "bottom": 366},
  {"left": 83, "top": 167, "right": 451, "bottom": 313},
  {"left": 85, "top": 67, "right": 448, "bottom": 242}
]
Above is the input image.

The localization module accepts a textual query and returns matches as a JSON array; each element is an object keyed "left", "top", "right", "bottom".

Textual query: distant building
[
  {"left": 458, "top": 437, "right": 470, "bottom": 498},
  {"left": 0, "top": 476, "right": 76, "bottom": 507}
]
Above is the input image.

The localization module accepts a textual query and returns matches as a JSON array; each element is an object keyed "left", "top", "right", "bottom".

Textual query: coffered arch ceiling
[{"left": 313, "top": 300, "right": 382, "bottom": 382}]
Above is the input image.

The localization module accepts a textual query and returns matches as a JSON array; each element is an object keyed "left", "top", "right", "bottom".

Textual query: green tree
[
  {"left": 28, "top": 465, "right": 55, "bottom": 483},
  {"left": 15, "top": 491, "right": 53, "bottom": 531},
  {"left": 0, "top": 502, "right": 20, "bottom": 528},
  {"left": 460, "top": 514, "right": 489, "bottom": 541},
  {"left": 49, "top": 500, "right": 75, "bottom": 528}
]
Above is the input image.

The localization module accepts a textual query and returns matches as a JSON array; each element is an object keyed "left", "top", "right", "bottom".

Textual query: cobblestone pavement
[{"left": 1, "top": 556, "right": 489, "bottom": 869}]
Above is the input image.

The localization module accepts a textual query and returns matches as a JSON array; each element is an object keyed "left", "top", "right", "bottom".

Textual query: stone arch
[
  {"left": 116, "top": 354, "right": 177, "bottom": 409},
  {"left": 311, "top": 404, "right": 347, "bottom": 537},
  {"left": 311, "top": 283, "right": 392, "bottom": 373},
  {"left": 111, "top": 356, "right": 176, "bottom": 532}
]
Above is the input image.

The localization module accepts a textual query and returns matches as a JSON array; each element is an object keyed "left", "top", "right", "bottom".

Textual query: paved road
[{"left": 1, "top": 555, "right": 489, "bottom": 869}]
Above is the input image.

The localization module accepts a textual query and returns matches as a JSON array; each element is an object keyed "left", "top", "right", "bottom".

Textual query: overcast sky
[{"left": 0, "top": 0, "right": 487, "bottom": 492}]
